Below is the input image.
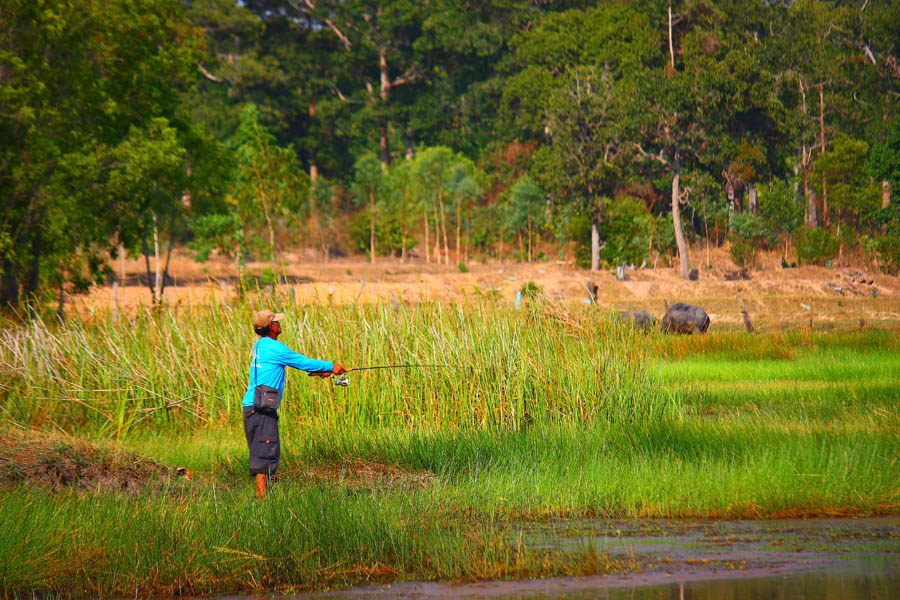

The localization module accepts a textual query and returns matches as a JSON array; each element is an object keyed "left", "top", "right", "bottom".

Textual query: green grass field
[{"left": 1, "top": 301, "right": 898, "bottom": 596}]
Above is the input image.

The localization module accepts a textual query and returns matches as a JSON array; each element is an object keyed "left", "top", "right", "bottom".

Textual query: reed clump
[{"left": 0, "top": 300, "right": 678, "bottom": 435}]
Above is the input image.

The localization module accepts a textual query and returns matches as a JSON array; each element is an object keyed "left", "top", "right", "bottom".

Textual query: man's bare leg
[{"left": 256, "top": 473, "right": 267, "bottom": 498}]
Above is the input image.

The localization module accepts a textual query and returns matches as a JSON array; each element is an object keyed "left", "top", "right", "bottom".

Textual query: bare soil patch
[
  {"left": 0, "top": 429, "right": 170, "bottom": 493},
  {"left": 78, "top": 246, "right": 900, "bottom": 332}
]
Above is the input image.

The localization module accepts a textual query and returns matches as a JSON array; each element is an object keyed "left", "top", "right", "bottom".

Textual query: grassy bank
[
  {"left": 2, "top": 302, "right": 898, "bottom": 596},
  {"left": 0, "top": 301, "right": 673, "bottom": 433}
]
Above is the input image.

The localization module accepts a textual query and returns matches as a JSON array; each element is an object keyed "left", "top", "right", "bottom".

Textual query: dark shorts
[{"left": 243, "top": 406, "right": 280, "bottom": 476}]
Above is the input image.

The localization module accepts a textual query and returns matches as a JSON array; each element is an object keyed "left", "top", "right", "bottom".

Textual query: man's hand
[{"left": 332, "top": 363, "right": 348, "bottom": 375}]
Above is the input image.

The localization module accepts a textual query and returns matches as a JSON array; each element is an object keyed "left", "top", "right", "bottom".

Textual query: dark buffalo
[
  {"left": 661, "top": 303, "right": 710, "bottom": 334},
  {"left": 618, "top": 310, "right": 657, "bottom": 330}
]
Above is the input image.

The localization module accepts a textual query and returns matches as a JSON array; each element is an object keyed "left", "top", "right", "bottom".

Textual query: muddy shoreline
[{"left": 298, "top": 517, "right": 900, "bottom": 599}]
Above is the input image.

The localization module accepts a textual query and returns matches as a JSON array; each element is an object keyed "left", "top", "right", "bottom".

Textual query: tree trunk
[
  {"left": 671, "top": 152, "right": 690, "bottom": 279},
  {"left": 819, "top": 82, "right": 828, "bottom": 226},
  {"left": 262, "top": 191, "right": 277, "bottom": 270},
  {"left": 424, "top": 210, "right": 430, "bottom": 263},
  {"left": 883, "top": 180, "right": 891, "bottom": 235},
  {"left": 309, "top": 99, "right": 318, "bottom": 183},
  {"left": 370, "top": 191, "right": 376, "bottom": 264},
  {"left": 119, "top": 242, "right": 126, "bottom": 283},
  {"left": 56, "top": 280, "right": 65, "bottom": 323},
  {"left": 379, "top": 120, "right": 391, "bottom": 167},
  {"left": 401, "top": 224, "right": 407, "bottom": 262},
  {"left": 141, "top": 218, "right": 155, "bottom": 302},
  {"left": 805, "top": 185, "right": 819, "bottom": 228},
  {"left": 590, "top": 214, "right": 600, "bottom": 272},
  {"left": 667, "top": 3, "right": 675, "bottom": 70},
  {"left": 438, "top": 192, "right": 450, "bottom": 265},
  {"left": 456, "top": 202, "right": 461, "bottom": 262},
  {"left": 153, "top": 212, "right": 162, "bottom": 304},
  {"left": 378, "top": 47, "right": 392, "bottom": 167},
  {"left": 433, "top": 203, "right": 442, "bottom": 264},
  {"left": 518, "top": 231, "right": 523, "bottom": 262},
  {"left": 726, "top": 181, "right": 736, "bottom": 214},
  {"left": 158, "top": 215, "right": 175, "bottom": 300},
  {"left": 748, "top": 183, "right": 758, "bottom": 216},
  {"left": 798, "top": 79, "right": 816, "bottom": 229},
  {"left": 25, "top": 221, "right": 42, "bottom": 305},
  {"left": 528, "top": 214, "right": 533, "bottom": 263},
  {"left": 1, "top": 258, "right": 19, "bottom": 308}
]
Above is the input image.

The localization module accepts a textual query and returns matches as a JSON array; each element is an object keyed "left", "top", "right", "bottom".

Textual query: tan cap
[{"left": 252, "top": 310, "right": 285, "bottom": 329}]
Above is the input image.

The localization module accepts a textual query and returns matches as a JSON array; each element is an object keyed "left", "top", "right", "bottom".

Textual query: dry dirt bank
[{"left": 80, "top": 248, "right": 899, "bottom": 332}]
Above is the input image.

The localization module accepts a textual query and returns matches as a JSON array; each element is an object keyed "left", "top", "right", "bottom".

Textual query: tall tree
[
  {"left": 232, "top": 104, "right": 308, "bottom": 271},
  {"left": 503, "top": 3, "right": 657, "bottom": 271},
  {"left": 0, "top": 0, "right": 205, "bottom": 309},
  {"left": 351, "top": 153, "right": 387, "bottom": 264}
]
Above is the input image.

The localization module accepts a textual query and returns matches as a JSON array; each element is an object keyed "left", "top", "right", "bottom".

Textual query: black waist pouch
[{"left": 253, "top": 384, "right": 281, "bottom": 412}]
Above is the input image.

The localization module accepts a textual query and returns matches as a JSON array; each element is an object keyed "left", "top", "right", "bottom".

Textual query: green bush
[
  {"left": 796, "top": 228, "right": 839, "bottom": 265},
  {"left": 598, "top": 196, "right": 653, "bottom": 267},
  {"left": 519, "top": 281, "right": 542, "bottom": 298},
  {"left": 876, "top": 235, "right": 900, "bottom": 275},
  {"left": 727, "top": 213, "right": 777, "bottom": 268},
  {"left": 558, "top": 212, "right": 592, "bottom": 269},
  {"left": 348, "top": 212, "right": 417, "bottom": 257}
]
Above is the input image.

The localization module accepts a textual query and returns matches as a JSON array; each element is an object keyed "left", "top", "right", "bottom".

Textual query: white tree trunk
[
  {"left": 671, "top": 154, "right": 690, "bottom": 279},
  {"left": 153, "top": 212, "right": 162, "bottom": 304},
  {"left": 424, "top": 210, "right": 430, "bottom": 263},
  {"left": 748, "top": 183, "right": 758, "bottom": 216},
  {"left": 370, "top": 191, "right": 376, "bottom": 264},
  {"left": 590, "top": 215, "right": 600, "bottom": 272}
]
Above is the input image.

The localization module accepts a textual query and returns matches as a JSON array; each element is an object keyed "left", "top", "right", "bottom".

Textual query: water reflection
[{"left": 531, "top": 571, "right": 900, "bottom": 600}]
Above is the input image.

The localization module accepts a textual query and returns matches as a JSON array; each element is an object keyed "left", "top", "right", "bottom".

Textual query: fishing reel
[{"left": 333, "top": 373, "right": 350, "bottom": 387}]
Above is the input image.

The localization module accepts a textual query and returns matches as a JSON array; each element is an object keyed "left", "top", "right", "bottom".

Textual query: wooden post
[
  {"left": 736, "top": 295, "right": 755, "bottom": 333},
  {"left": 585, "top": 280, "right": 598, "bottom": 304}
]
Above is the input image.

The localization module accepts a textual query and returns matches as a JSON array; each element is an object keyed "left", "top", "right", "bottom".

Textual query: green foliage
[
  {"left": 189, "top": 213, "right": 245, "bottom": 264},
  {"left": 868, "top": 119, "right": 900, "bottom": 189},
  {"left": 556, "top": 208, "right": 592, "bottom": 269},
  {"left": 727, "top": 213, "right": 777, "bottom": 268},
  {"left": 758, "top": 179, "right": 804, "bottom": 238},
  {"left": 796, "top": 228, "right": 840, "bottom": 265},
  {"left": 812, "top": 135, "right": 877, "bottom": 221},
  {"left": 519, "top": 281, "right": 542, "bottom": 298},
  {"left": 875, "top": 235, "right": 900, "bottom": 276},
  {"left": 232, "top": 104, "right": 308, "bottom": 263},
  {"left": 458, "top": 262, "right": 469, "bottom": 273},
  {"left": 0, "top": 0, "right": 207, "bottom": 306},
  {"left": 597, "top": 196, "right": 653, "bottom": 267}
]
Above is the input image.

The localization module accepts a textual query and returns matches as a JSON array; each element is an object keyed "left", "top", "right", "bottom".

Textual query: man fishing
[{"left": 243, "top": 309, "right": 347, "bottom": 498}]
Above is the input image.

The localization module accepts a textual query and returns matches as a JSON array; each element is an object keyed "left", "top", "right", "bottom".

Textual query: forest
[{"left": 2, "top": 0, "right": 900, "bottom": 308}]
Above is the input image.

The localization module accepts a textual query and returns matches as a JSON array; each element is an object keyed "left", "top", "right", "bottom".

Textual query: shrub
[
  {"left": 876, "top": 235, "right": 900, "bottom": 275},
  {"left": 598, "top": 196, "right": 653, "bottom": 267},
  {"left": 558, "top": 211, "right": 592, "bottom": 269},
  {"left": 519, "top": 281, "right": 542, "bottom": 298},
  {"left": 727, "top": 213, "right": 777, "bottom": 268},
  {"left": 796, "top": 228, "right": 839, "bottom": 265},
  {"left": 458, "top": 262, "right": 469, "bottom": 273}
]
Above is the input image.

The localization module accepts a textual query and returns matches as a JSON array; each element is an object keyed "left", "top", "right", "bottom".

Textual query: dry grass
[
  {"left": 0, "top": 430, "right": 171, "bottom": 492},
  {"left": 284, "top": 457, "right": 435, "bottom": 490}
]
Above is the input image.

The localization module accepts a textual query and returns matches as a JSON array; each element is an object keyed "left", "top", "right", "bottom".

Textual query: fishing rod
[{"left": 312, "top": 364, "right": 448, "bottom": 386}]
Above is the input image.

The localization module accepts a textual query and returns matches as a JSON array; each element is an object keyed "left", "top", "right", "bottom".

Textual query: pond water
[{"left": 309, "top": 517, "right": 900, "bottom": 599}]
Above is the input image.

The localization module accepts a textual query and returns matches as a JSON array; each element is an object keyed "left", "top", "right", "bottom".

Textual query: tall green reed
[{"left": 0, "top": 298, "right": 678, "bottom": 435}]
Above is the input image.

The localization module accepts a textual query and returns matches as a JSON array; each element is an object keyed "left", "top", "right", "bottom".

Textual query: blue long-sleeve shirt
[{"left": 242, "top": 337, "right": 333, "bottom": 407}]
